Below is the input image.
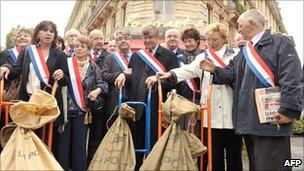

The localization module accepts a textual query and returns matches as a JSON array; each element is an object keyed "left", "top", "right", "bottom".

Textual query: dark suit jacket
[
  {"left": 127, "top": 45, "right": 179, "bottom": 120},
  {"left": 3, "top": 46, "right": 68, "bottom": 126},
  {"left": 0, "top": 49, "right": 18, "bottom": 66},
  {"left": 101, "top": 52, "right": 131, "bottom": 117},
  {"left": 95, "top": 48, "right": 110, "bottom": 69}
]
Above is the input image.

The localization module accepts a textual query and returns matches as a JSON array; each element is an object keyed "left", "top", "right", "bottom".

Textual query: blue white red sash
[
  {"left": 27, "top": 45, "right": 50, "bottom": 86},
  {"left": 67, "top": 56, "right": 88, "bottom": 112},
  {"left": 136, "top": 49, "right": 166, "bottom": 73},
  {"left": 243, "top": 42, "right": 275, "bottom": 87},
  {"left": 112, "top": 52, "right": 128, "bottom": 71},
  {"left": 8, "top": 47, "right": 19, "bottom": 63},
  {"left": 179, "top": 61, "right": 198, "bottom": 92},
  {"left": 204, "top": 49, "right": 226, "bottom": 68}
]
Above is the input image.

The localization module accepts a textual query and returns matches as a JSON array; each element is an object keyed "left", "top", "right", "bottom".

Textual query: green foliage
[
  {"left": 294, "top": 117, "right": 304, "bottom": 134},
  {"left": 234, "top": 0, "right": 246, "bottom": 14},
  {"left": 5, "top": 25, "right": 21, "bottom": 49}
]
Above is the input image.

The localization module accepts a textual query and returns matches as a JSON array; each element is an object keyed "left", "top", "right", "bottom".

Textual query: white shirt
[
  {"left": 251, "top": 30, "right": 265, "bottom": 46},
  {"left": 26, "top": 55, "right": 49, "bottom": 95},
  {"left": 171, "top": 45, "right": 239, "bottom": 129}
]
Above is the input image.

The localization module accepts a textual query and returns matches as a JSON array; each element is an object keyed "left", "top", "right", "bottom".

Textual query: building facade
[{"left": 65, "top": 0, "right": 287, "bottom": 47}]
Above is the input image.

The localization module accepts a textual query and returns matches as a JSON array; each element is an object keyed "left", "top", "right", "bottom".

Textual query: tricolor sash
[
  {"left": 67, "top": 57, "right": 88, "bottom": 112},
  {"left": 179, "top": 61, "right": 198, "bottom": 92},
  {"left": 27, "top": 45, "right": 50, "bottom": 86},
  {"left": 112, "top": 52, "right": 128, "bottom": 71},
  {"left": 136, "top": 49, "right": 166, "bottom": 73},
  {"left": 243, "top": 42, "right": 275, "bottom": 87},
  {"left": 204, "top": 49, "right": 227, "bottom": 68},
  {"left": 8, "top": 47, "right": 19, "bottom": 63}
]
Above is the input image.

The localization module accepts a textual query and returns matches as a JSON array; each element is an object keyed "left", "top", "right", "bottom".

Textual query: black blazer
[
  {"left": 127, "top": 45, "right": 179, "bottom": 120},
  {"left": 4, "top": 46, "right": 68, "bottom": 111}
]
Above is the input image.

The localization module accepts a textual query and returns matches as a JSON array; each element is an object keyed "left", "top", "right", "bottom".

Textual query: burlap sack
[
  {"left": 88, "top": 116, "right": 136, "bottom": 170},
  {"left": 0, "top": 126, "right": 63, "bottom": 170},
  {"left": 163, "top": 90, "right": 200, "bottom": 122},
  {"left": 9, "top": 90, "right": 60, "bottom": 129},
  {"left": 140, "top": 123, "right": 198, "bottom": 171},
  {"left": 181, "top": 131, "right": 207, "bottom": 158},
  {"left": 0, "top": 122, "right": 17, "bottom": 148}
]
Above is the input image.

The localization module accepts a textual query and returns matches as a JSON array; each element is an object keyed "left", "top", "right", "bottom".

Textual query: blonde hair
[
  {"left": 205, "top": 23, "right": 229, "bottom": 43},
  {"left": 77, "top": 36, "right": 92, "bottom": 49}
]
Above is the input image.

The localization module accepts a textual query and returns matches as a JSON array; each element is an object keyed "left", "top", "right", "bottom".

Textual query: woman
[
  {"left": 0, "top": 28, "right": 32, "bottom": 66},
  {"left": 55, "top": 36, "right": 108, "bottom": 171},
  {"left": 0, "top": 20, "right": 68, "bottom": 158},
  {"left": 178, "top": 27, "right": 204, "bottom": 103},
  {"left": 157, "top": 23, "right": 243, "bottom": 171}
]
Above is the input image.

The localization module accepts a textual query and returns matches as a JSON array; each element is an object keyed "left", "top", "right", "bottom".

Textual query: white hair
[
  {"left": 114, "top": 28, "right": 132, "bottom": 40},
  {"left": 237, "top": 9, "right": 266, "bottom": 29},
  {"left": 65, "top": 28, "right": 80, "bottom": 38},
  {"left": 88, "top": 29, "right": 103, "bottom": 39},
  {"left": 165, "top": 28, "right": 180, "bottom": 38}
]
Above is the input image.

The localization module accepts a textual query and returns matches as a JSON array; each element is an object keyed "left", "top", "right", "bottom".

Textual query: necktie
[
  {"left": 93, "top": 51, "right": 98, "bottom": 61},
  {"left": 69, "top": 49, "right": 74, "bottom": 56},
  {"left": 123, "top": 54, "right": 129, "bottom": 64}
]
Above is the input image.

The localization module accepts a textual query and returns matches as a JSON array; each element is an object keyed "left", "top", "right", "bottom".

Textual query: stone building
[{"left": 65, "top": 0, "right": 287, "bottom": 48}]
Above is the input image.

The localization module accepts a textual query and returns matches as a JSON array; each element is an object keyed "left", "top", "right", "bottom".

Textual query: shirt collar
[
  {"left": 91, "top": 49, "right": 101, "bottom": 56},
  {"left": 251, "top": 30, "right": 265, "bottom": 46},
  {"left": 150, "top": 44, "right": 159, "bottom": 55},
  {"left": 172, "top": 47, "right": 178, "bottom": 54}
]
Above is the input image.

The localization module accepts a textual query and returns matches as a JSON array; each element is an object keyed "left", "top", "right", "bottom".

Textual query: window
[{"left": 154, "top": 1, "right": 173, "bottom": 14}]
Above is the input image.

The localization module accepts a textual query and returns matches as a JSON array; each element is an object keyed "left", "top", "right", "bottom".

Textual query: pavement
[{"left": 242, "top": 136, "right": 304, "bottom": 171}]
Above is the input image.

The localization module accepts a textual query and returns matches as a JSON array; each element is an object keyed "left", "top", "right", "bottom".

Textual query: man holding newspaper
[{"left": 200, "top": 9, "right": 303, "bottom": 171}]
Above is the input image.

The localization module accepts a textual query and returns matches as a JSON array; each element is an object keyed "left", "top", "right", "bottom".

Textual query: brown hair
[
  {"left": 56, "top": 35, "right": 65, "bottom": 51},
  {"left": 181, "top": 27, "right": 201, "bottom": 47},
  {"left": 32, "top": 20, "right": 58, "bottom": 48},
  {"left": 142, "top": 25, "right": 159, "bottom": 37},
  {"left": 77, "top": 36, "right": 92, "bottom": 50}
]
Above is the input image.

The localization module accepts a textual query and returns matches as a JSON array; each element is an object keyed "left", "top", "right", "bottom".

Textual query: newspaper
[{"left": 255, "top": 87, "right": 280, "bottom": 123}]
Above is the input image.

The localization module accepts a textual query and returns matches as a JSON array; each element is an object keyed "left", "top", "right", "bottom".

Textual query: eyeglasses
[{"left": 116, "top": 36, "right": 131, "bottom": 41}]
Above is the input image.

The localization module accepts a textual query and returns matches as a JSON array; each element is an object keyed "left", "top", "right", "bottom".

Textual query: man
[
  {"left": 165, "top": 28, "right": 184, "bottom": 55},
  {"left": 64, "top": 29, "right": 80, "bottom": 56},
  {"left": 106, "top": 40, "right": 118, "bottom": 53},
  {"left": 87, "top": 29, "right": 133, "bottom": 163},
  {"left": 115, "top": 25, "right": 179, "bottom": 169},
  {"left": 200, "top": 9, "right": 303, "bottom": 171},
  {"left": 88, "top": 29, "right": 109, "bottom": 69},
  {"left": 102, "top": 28, "right": 133, "bottom": 120}
]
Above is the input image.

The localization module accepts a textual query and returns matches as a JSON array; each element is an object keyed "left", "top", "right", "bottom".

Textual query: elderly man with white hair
[
  {"left": 88, "top": 29, "right": 109, "bottom": 68},
  {"left": 64, "top": 28, "right": 80, "bottom": 56},
  {"left": 200, "top": 9, "right": 303, "bottom": 171}
]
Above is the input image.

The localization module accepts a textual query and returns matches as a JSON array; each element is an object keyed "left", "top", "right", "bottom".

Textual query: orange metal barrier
[
  {"left": 156, "top": 77, "right": 213, "bottom": 171},
  {"left": 0, "top": 77, "right": 58, "bottom": 150}
]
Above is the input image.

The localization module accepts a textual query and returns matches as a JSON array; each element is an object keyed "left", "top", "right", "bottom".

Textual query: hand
[
  {"left": 0, "top": 67, "right": 11, "bottom": 79},
  {"left": 157, "top": 72, "right": 172, "bottom": 80},
  {"left": 145, "top": 75, "right": 158, "bottom": 89},
  {"left": 123, "top": 68, "right": 132, "bottom": 75},
  {"left": 273, "top": 112, "right": 293, "bottom": 124},
  {"left": 199, "top": 58, "right": 215, "bottom": 73},
  {"left": 52, "top": 69, "right": 64, "bottom": 81},
  {"left": 88, "top": 88, "right": 101, "bottom": 101},
  {"left": 114, "top": 73, "right": 126, "bottom": 89}
]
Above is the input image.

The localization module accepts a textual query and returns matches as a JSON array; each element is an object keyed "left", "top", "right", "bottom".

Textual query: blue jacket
[{"left": 213, "top": 29, "right": 303, "bottom": 137}]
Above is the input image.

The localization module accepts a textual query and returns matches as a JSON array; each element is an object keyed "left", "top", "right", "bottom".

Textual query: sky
[{"left": 0, "top": 0, "right": 303, "bottom": 64}]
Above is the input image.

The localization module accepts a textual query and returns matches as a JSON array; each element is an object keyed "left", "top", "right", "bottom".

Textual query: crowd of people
[{"left": 0, "top": 9, "right": 303, "bottom": 171}]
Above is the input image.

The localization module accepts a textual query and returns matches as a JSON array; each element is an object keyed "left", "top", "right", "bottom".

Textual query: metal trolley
[{"left": 118, "top": 86, "right": 152, "bottom": 156}]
